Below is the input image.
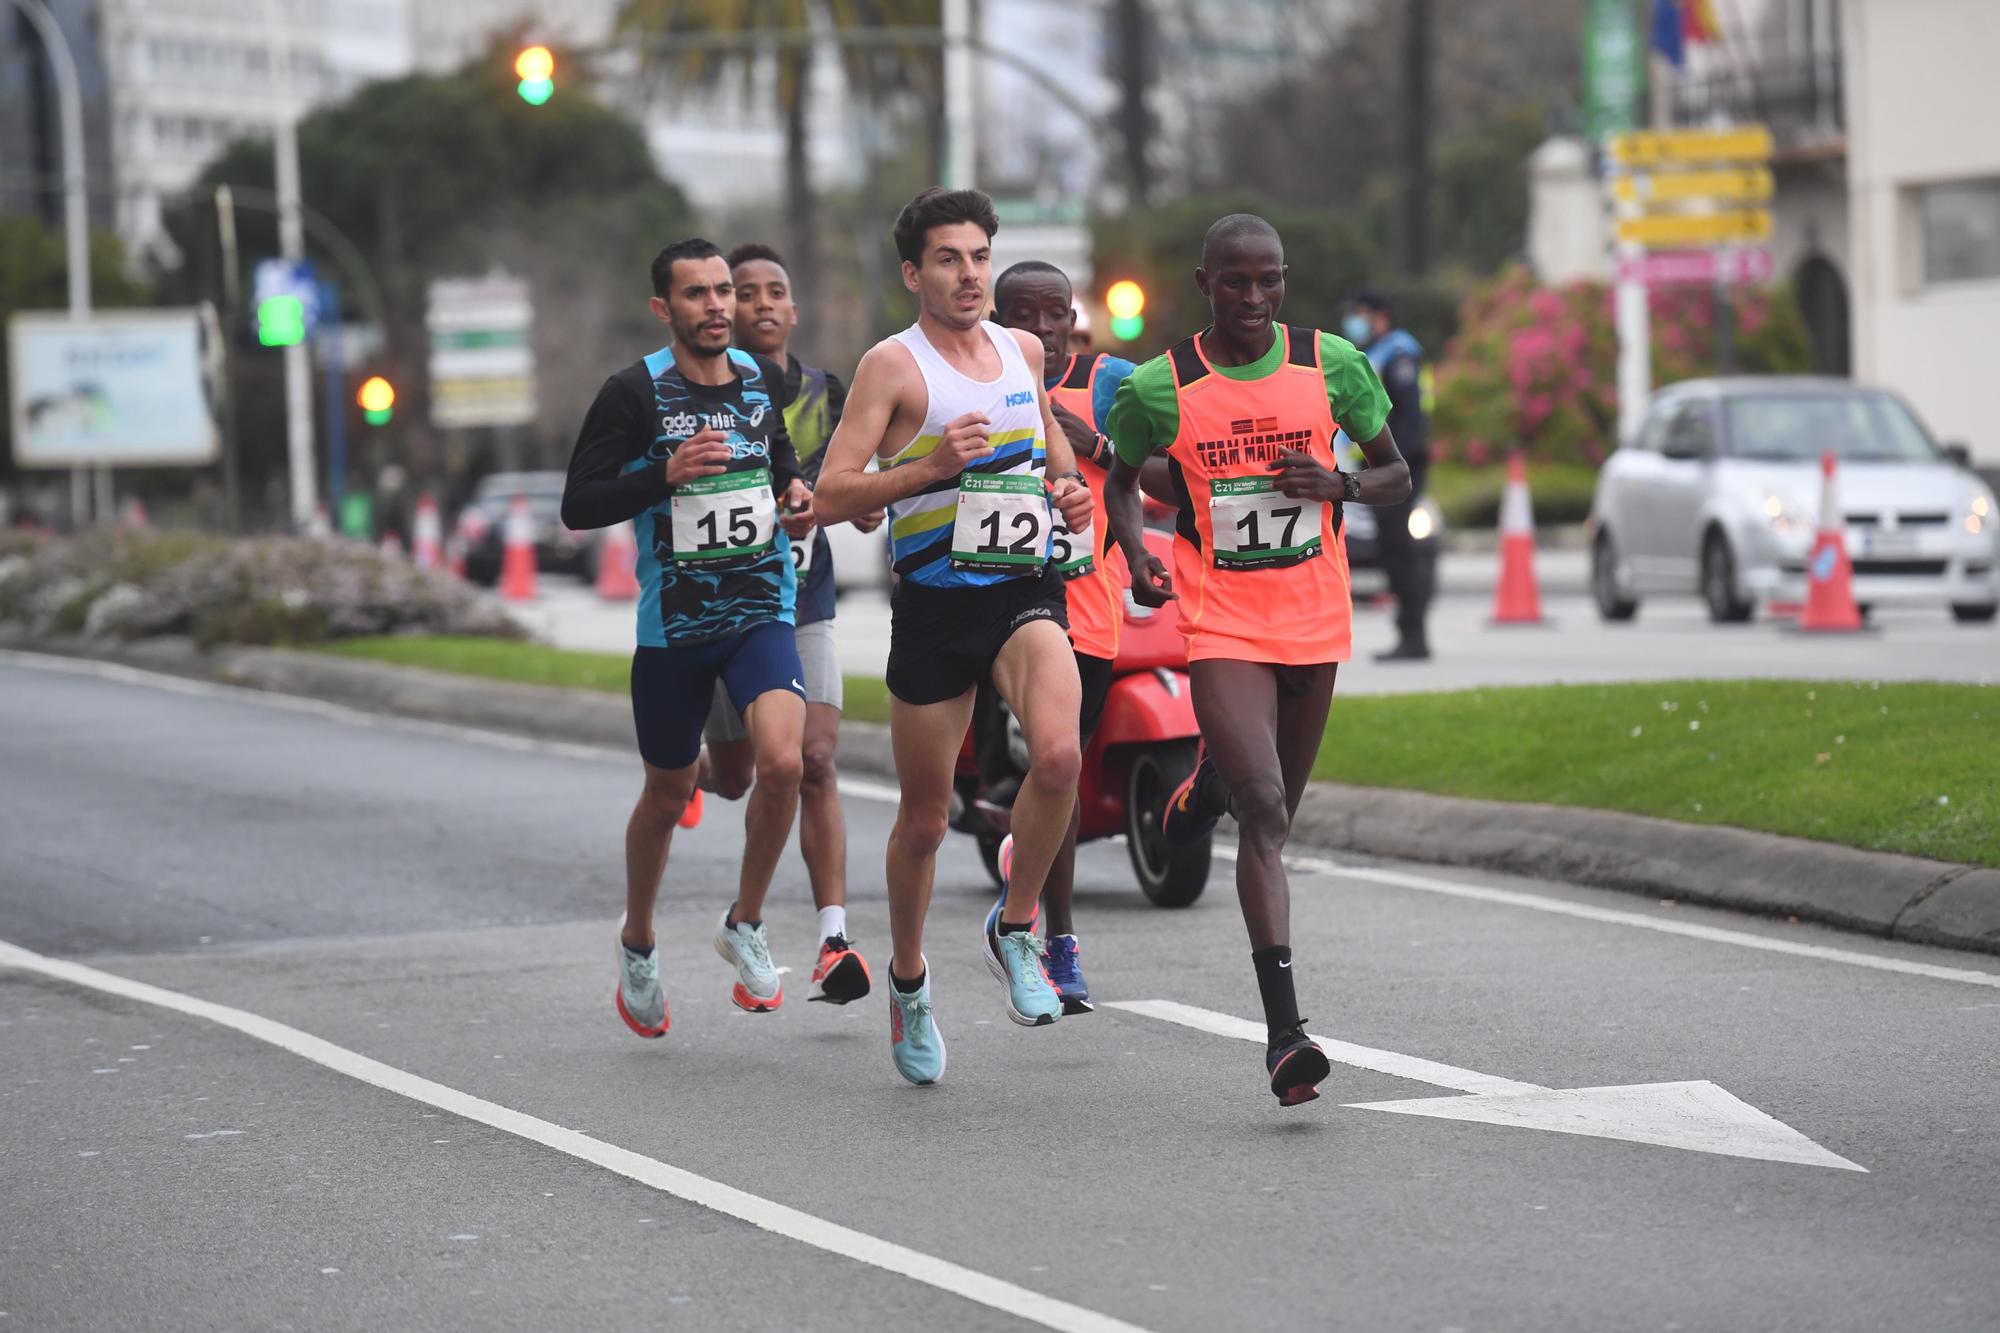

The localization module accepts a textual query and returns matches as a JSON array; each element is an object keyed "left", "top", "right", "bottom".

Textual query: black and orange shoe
[
  {"left": 1266, "top": 1025, "right": 1331, "bottom": 1107},
  {"left": 1162, "top": 745, "right": 1229, "bottom": 848},
  {"left": 808, "top": 934, "right": 873, "bottom": 1005}
]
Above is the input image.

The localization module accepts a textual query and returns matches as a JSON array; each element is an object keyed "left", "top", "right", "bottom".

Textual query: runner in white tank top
[{"left": 810, "top": 188, "right": 1098, "bottom": 1086}]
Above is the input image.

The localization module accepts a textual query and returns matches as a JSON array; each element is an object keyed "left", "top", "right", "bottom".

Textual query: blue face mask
[{"left": 1342, "top": 313, "right": 1374, "bottom": 346}]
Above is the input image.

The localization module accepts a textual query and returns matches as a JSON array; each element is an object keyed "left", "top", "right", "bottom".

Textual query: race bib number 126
[
  {"left": 1208, "top": 477, "right": 1324, "bottom": 570},
  {"left": 950, "top": 473, "right": 1051, "bottom": 574},
  {"left": 672, "top": 468, "right": 777, "bottom": 564}
]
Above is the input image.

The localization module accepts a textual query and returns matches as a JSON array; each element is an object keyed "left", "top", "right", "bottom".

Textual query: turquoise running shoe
[
  {"left": 713, "top": 910, "right": 782, "bottom": 1013},
  {"left": 984, "top": 918, "right": 1061, "bottom": 1027},
  {"left": 614, "top": 919, "right": 668, "bottom": 1038},
  {"left": 887, "top": 959, "right": 946, "bottom": 1086}
]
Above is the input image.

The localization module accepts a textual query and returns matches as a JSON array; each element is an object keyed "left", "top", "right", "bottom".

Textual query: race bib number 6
[
  {"left": 1208, "top": 477, "right": 1325, "bottom": 571},
  {"left": 672, "top": 468, "right": 777, "bottom": 564},
  {"left": 1049, "top": 502, "right": 1095, "bottom": 580},
  {"left": 951, "top": 473, "right": 1051, "bottom": 574}
]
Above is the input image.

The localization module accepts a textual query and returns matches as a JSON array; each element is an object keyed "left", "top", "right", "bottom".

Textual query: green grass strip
[{"left": 324, "top": 639, "right": 1996, "bottom": 867}]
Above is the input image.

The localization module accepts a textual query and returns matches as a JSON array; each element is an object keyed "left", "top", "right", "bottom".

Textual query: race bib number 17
[
  {"left": 672, "top": 468, "right": 777, "bottom": 564},
  {"left": 1208, "top": 477, "right": 1324, "bottom": 571},
  {"left": 951, "top": 473, "right": 1051, "bottom": 574}
]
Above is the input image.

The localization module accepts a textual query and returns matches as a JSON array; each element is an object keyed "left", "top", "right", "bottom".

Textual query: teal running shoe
[
  {"left": 713, "top": 910, "right": 783, "bottom": 1012},
  {"left": 614, "top": 920, "right": 668, "bottom": 1038},
  {"left": 887, "top": 959, "right": 946, "bottom": 1086},
  {"left": 984, "top": 918, "right": 1061, "bottom": 1027}
]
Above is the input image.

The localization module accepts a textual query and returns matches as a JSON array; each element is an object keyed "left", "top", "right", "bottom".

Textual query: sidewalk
[{"left": 514, "top": 547, "right": 1996, "bottom": 695}]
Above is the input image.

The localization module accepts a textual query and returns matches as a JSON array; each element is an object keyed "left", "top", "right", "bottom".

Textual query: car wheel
[
  {"left": 1592, "top": 530, "right": 1639, "bottom": 622},
  {"left": 1702, "top": 531, "right": 1754, "bottom": 624},
  {"left": 1952, "top": 602, "right": 1998, "bottom": 624}
]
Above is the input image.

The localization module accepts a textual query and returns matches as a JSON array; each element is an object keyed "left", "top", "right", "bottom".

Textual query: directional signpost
[
  {"left": 1606, "top": 124, "right": 1776, "bottom": 442},
  {"left": 427, "top": 274, "right": 537, "bottom": 431}
]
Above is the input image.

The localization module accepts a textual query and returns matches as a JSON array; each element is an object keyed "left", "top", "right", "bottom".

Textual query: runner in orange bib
[{"left": 1103, "top": 213, "right": 1412, "bottom": 1107}]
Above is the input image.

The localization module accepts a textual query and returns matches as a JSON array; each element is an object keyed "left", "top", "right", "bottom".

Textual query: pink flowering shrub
[{"left": 1432, "top": 265, "right": 1812, "bottom": 467}]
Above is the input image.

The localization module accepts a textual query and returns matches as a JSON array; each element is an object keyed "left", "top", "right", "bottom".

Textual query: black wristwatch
[
  {"left": 1052, "top": 469, "right": 1085, "bottom": 486},
  {"left": 1340, "top": 470, "right": 1363, "bottom": 502}
]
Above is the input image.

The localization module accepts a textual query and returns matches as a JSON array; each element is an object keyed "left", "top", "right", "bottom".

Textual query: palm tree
[{"left": 618, "top": 1, "right": 943, "bottom": 295}]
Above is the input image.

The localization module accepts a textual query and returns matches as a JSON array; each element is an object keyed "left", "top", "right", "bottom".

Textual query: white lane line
[
  {"left": 1204, "top": 841, "right": 2000, "bottom": 990},
  {"left": 12, "top": 649, "right": 1997, "bottom": 989},
  {"left": 1107, "top": 999, "right": 1538, "bottom": 1095},
  {"left": 0, "top": 938, "right": 1153, "bottom": 1333}
]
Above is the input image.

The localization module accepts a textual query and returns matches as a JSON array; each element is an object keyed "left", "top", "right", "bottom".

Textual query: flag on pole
[{"left": 1652, "top": 0, "right": 1686, "bottom": 67}]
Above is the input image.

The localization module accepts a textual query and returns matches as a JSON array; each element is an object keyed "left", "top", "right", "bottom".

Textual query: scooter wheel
[
  {"left": 1126, "top": 745, "right": 1211, "bottom": 908},
  {"left": 976, "top": 830, "right": 1007, "bottom": 890}
]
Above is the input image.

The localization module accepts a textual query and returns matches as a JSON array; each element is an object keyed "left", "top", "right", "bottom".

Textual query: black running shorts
[{"left": 885, "top": 566, "right": 1070, "bottom": 706}]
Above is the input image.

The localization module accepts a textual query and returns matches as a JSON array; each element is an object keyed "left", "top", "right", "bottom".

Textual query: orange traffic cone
[
  {"left": 499, "top": 493, "right": 539, "bottom": 602},
  {"left": 1797, "top": 451, "right": 1864, "bottom": 633},
  {"left": 379, "top": 531, "right": 405, "bottom": 560},
  {"left": 596, "top": 519, "right": 640, "bottom": 601},
  {"left": 412, "top": 493, "right": 444, "bottom": 570},
  {"left": 1490, "top": 452, "right": 1544, "bottom": 625}
]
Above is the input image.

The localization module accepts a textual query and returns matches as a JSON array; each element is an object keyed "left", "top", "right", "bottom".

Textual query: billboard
[{"left": 7, "top": 310, "right": 219, "bottom": 467}]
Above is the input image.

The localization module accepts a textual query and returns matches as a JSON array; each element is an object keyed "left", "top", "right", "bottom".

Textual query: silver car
[{"left": 1590, "top": 377, "right": 1999, "bottom": 624}]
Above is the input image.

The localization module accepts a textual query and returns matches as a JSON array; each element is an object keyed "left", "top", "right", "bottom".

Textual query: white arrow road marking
[{"left": 1108, "top": 999, "right": 1866, "bottom": 1172}]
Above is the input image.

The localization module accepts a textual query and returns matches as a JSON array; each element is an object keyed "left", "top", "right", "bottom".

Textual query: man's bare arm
[{"left": 813, "top": 344, "right": 947, "bottom": 525}]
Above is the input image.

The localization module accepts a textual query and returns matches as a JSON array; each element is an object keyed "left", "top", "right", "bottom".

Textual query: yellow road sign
[
  {"left": 1615, "top": 209, "right": 1773, "bottom": 247},
  {"left": 1609, "top": 125, "right": 1773, "bottom": 166},
  {"left": 1613, "top": 167, "right": 1774, "bottom": 205}
]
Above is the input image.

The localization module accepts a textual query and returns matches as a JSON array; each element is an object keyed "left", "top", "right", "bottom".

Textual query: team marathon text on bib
[
  {"left": 672, "top": 467, "right": 778, "bottom": 564},
  {"left": 1207, "top": 476, "right": 1325, "bottom": 570},
  {"left": 950, "top": 473, "right": 1052, "bottom": 574}
]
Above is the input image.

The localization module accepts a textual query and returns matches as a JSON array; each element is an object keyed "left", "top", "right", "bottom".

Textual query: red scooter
[{"left": 950, "top": 525, "right": 1212, "bottom": 907}]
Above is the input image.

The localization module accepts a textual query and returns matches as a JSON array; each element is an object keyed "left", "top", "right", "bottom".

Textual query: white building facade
[{"left": 1843, "top": 0, "right": 2000, "bottom": 465}]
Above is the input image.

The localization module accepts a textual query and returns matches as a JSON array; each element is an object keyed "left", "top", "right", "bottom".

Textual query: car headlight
[
  {"left": 1407, "top": 503, "right": 1436, "bottom": 541},
  {"left": 1970, "top": 493, "right": 1992, "bottom": 536},
  {"left": 1763, "top": 493, "right": 1803, "bottom": 536}
]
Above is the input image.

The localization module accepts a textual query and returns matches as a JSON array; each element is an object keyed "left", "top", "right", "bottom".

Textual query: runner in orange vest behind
[{"left": 1103, "top": 213, "right": 1412, "bottom": 1107}]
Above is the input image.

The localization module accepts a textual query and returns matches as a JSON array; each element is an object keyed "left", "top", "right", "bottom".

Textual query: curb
[{"left": 6, "top": 631, "right": 1994, "bottom": 957}]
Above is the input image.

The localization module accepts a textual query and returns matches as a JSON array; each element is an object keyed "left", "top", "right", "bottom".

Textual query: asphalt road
[
  {"left": 514, "top": 550, "right": 1998, "bottom": 693},
  {"left": 3, "top": 655, "right": 1998, "bottom": 1332}
]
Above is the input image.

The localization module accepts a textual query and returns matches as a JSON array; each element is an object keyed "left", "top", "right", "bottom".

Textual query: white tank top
[{"left": 885, "top": 321, "right": 1049, "bottom": 588}]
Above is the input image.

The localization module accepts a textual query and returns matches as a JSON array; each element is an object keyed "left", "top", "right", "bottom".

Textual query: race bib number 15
[
  {"left": 672, "top": 468, "right": 777, "bottom": 564},
  {"left": 951, "top": 473, "right": 1051, "bottom": 574},
  {"left": 1208, "top": 477, "right": 1324, "bottom": 571}
]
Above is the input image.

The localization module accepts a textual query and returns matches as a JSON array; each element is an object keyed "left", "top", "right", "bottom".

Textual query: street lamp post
[
  {"left": 9, "top": 0, "right": 93, "bottom": 527},
  {"left": 263, "top": 0, "right": 319, "bottom": 530},
  {"left": 942, "top": 0, "right": 976, "bottom": 189}
]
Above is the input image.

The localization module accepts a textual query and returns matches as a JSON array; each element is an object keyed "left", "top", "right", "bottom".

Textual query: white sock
[{"left": 817, "top": 905, "right": 846, "bottom": 943}]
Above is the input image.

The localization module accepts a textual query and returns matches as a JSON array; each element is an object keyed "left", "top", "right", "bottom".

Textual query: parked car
[
  {"left": 455, "top": 471, "right": 596, "bottom": 587},
  {"left": 1590, "top": 377, "right": 1999, "bottom": 624}
]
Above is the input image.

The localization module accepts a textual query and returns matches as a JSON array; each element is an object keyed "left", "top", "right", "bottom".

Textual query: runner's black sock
[
  {"left": 997, "top": 919, "right": 1035, "bottom": 936},
  {"left": 725, "top": 909, "right": 761, "bottom": 931},
  {"left": 623, "top": 940, "right": 654, "bottom": 958},
  {"left": 891, "top": 967, "right": 926, "bottom": 994},
  {"left": 1252, "top": 946, "right": 1300, "bottom": 1042}
]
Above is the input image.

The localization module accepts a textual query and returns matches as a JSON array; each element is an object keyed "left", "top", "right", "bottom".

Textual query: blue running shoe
[
  {"left": 1043, "top": 934, "right": 1092, "bottom": 1015},
  {"left": 887, "top": 959, "right": 946, "bottom": 1086}
]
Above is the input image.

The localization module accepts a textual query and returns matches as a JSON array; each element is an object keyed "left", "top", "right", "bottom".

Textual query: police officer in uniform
[{"left": 1344, "top": 287, "right": 1433, "bottom": 662}]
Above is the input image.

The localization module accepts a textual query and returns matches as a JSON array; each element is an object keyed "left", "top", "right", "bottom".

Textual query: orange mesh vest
[
  {"left": 1050, "top": 352, "right": 1128, "bottom": 660},
  {"left": 1161, "top": 326, "right": 1353, "bottom": 665}
]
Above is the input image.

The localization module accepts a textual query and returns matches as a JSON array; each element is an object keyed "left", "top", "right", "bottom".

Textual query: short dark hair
[
  {"left": 892, "top": 187, "right": 999, "bottom": 267},
  {"left": 1353, "top": 285, "right": 1394, "bottom": 317},
  {"left": 651, "top": 238, "right": 723, "bottom": 296},
  {"left": 994, "top": 260, "right": 1069, "bottom": 308},
  {"left": 727, "top": 242, "right": 788, "bottom": 274},
  {"left": 1200, "top": 212, "right": 1282, "bottom": 267}
]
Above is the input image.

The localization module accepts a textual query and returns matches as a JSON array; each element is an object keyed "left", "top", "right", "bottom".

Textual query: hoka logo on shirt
[{"left": 1004, "top": 390, "right": 1034, "bottom": 407}]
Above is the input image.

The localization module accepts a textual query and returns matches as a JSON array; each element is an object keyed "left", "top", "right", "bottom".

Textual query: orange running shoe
[
  {"left": 808, "top": 933, "right": 873, "bottom": 1005},
  {"left": 678, "top": 787, "right": 704, "bottom": 829}
]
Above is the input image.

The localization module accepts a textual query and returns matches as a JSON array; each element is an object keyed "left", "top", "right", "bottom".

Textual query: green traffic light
[
  {"left": 364, "top": 407, "right": 392, "bottom": 426},
  {"left": 518, "top": 77, "right": 554, "bottom": 106},
  {"left": 1110, "top": 313, "right": 1144, "bottom": 341},
  {"left": 258, "top": 294, "right": 306, "bottom": 347}
]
